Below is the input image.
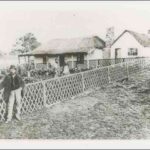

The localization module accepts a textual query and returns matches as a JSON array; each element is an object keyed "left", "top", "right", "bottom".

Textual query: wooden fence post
[
  {"left": 46, "top": 63, "right": 49, "bottom": 69},
  {"left": 42, "top": 81, "right": 47, "bottom": 107},
  {"left": 81, "top": 72, "right": 85, "bottom": 92},
  {"left": 72, "top": 56, "right": 74, "bottom": 69},
  {"left": 87, "top": 59, "right": 90, "bottom": 69},
  {"left": 126, "top": 62, "right": 129, "bottom": 78},
  {"left": 108, "top": 66, "right": 111, "bottom": 83},
  {"left": 96, "top": 60, "right": 99, "bottom": 68},
  {"left": 123, "top": 58, "right": 125, "bottom": 63},
  {"left": 35, "top": 63, "right": 37, "bottom": 69}
]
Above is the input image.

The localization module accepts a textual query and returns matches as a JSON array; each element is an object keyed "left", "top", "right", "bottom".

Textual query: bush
[
  {"left": 30, "top": 68, "right": 55, "bottom": 80},
  {"left": 23, "top": 77, "right": 39, "bottom": 84}
]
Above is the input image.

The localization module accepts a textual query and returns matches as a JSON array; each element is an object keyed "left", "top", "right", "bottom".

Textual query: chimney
[
  {"left": 148, "top": 30, "right": 150, "bottom": 38},
  {"left": 106, "top": 27, "right": 115, "bottom": 48}
]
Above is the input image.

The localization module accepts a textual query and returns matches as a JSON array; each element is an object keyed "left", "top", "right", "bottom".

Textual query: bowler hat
[{"left": 9, "top": 65, "right": 16, "bottom": 70}]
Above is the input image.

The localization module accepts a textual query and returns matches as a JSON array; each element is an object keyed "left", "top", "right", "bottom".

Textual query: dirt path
[{"left": 1, "top": 70, "right": 150, "bottom": 139}]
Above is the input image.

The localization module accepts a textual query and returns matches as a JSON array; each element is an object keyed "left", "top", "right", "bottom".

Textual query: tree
[
  {"left": 106, "top": 27, "right": 115, "bottom": 48},
  {"left": 11, "top": 33, "right": 41, "bottom": 55}
]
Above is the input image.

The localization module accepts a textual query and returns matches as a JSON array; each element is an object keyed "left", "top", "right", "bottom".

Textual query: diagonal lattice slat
[
  {"left": 45, "top": 73, "right": 83, "bottom": 105},
  {"left": 83, "top": 67, "right": 109, "bottom": 91},
  {"left": 0, "top": 89, "right": 6, "bottom": 122},
  {"left": 109, "top": 63, "right": 128, "bottom": 82},
  {"left": 128, "top": 60, "right": 143, "bottom": 75},
  {"left": 0, "top": 58, "right": 149, "bottom": 122},
  {"left": 21, "top": 82, "right": 44, "bottom": 114}
]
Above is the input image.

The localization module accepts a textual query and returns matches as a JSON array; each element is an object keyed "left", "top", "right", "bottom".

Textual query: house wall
[
  {"left": 34, "top": 48, "right": 103, "bottom": 64},
  {"left": 111, "top": 32, "right": 147, "bottom": 59},
  {"left": 102, "top": 48, "right": 111, "bottom": 59},
  {"left": 34, "top": 56, "right": 43, "bottom": 64},
  {"left": 86, "top": 48, "right": 103, "bottom": 60},
  {"left": 140, "top": 47, "right": 150, "bottom": 57},
  {"left": 33, "top": 48, "right": 104, "bottom": 69},
  {"left": 65, "top": 55, "right": 77, "bottom": 61}
]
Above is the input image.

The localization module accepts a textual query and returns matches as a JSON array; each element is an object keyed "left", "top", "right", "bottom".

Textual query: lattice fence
[
  {"left": 128, "top": 59, "right": 145, "bottom": 75},
  {"left": 98, "top": 59, "right": 112, "bottom": 67},
  {"left": 45, "top": 73, "right": 83, "bottom": 105},
  {"left": 83, "top": 67, "right": 109, "bottom": 91},
  {"left": 109, "top": 63, "right": 128, "bottom": 82},
  {"left": 21, "top": 82, "right": 44, "bottom": 114},
  {"left": 0, "top": 89, "right": 6, "bottom": 122},
  {"left": 0, "top": 58, "right": 149, "bottom": 122}
]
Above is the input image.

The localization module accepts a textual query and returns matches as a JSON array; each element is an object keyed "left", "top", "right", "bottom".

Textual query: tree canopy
[{"left": 10, "top": 33, "right": 41, "bottom": 55}]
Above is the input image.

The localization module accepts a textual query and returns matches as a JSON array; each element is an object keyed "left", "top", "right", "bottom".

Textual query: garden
[{"left": 0, "top": 67, "right": 150, "bottom": 139}]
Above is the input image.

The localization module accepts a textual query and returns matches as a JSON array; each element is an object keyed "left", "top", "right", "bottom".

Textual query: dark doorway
[
  {"left": 43, "top": 56, "right": 47, "bottom": 64},
  {"left": 115, "top": 48, "right": 120, "bottom": 59},
  {"left": 115, "top": 48, "right": 121, "bottom": 64},
  {"left": 59, "top": 55, "right": 65, "bottom": 66},
  {"left": 77, "top": 53, "right": 84, "bottom": 64}
]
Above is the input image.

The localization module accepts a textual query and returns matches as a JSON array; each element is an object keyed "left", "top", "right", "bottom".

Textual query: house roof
[
  {"left": 112, "top": 30, "right": 150, "bottom": 47},
  {"left": 22, "top": 36, "right": 105, "bottom": 56}
]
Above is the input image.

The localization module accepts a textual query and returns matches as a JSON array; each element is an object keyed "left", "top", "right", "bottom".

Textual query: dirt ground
[{"left": 1, "top": 70, "right": 150, "bottom": 139}]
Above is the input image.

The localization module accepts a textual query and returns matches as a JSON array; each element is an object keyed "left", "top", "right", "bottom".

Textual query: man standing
[
  {"left": 54, "top": 58, "right": 61, "bottom": 77},
  {"left": 0, "top": 65, "right": 25, "bottom": 123},
  {"left": 62, "top": 62, "right": 70, "bottom": 76}
]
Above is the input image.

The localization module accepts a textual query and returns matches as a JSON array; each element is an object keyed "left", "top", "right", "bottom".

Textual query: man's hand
[{"left": 21, "top": 89, "right": 24, "bottom": 98}]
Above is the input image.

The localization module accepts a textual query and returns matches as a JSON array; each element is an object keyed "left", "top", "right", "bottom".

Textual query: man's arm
[
  {"left": 19, "top": 76, "right": 25, "bottom": 98},
  {"left": 0, "top": 76, "right": 6, "bottom": 90},
  {"left": 20, "top": 77, "right": 25, "bottom": 89}
]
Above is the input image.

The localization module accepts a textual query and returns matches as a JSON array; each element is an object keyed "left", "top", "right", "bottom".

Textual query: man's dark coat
[{"left": 0, "top": 74, "right": 25, "bottom": 103}]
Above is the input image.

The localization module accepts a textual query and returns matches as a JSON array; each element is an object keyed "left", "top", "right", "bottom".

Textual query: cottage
[
  {"left": 111, "top": 30, "right": 150, "bottom": 59},
  {"left": 19, "top": 36, "right": 105, "bottom": 69}
]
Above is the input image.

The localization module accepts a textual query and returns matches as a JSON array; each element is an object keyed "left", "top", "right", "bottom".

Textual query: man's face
[
  {"left": 55, "top": 59, "right": 58, "bottom": 64},
  {"left": 10, "top": 68, "right": 16, "bottom": 75}
]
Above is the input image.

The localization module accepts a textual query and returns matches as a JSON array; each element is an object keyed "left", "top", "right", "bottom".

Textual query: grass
[{"left": 0, "top": 70, "right": 150, "bottom": 139}]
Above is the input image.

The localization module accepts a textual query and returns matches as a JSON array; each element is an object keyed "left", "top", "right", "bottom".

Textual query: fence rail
[
  {"left": 18, "top": 57, "right": 146, "bottom": 71},
  {"left": 0, "top": 58, "right": 150, "bottom": 122},
  {"left": 16, "top": 57, "right": 147, "bottom": 81}
]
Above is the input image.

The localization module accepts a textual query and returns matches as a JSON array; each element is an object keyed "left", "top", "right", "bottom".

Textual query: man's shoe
[
  {"left": 16, "top": 116, "right": 21, "bottom": 121},
  {"left": 5, "top": 120, "right": 11, "bottom": 124}
]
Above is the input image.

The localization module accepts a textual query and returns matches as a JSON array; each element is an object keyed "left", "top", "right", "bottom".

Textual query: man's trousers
[{"left": 6, "top": 88, "right": 22, "bottom": 121}]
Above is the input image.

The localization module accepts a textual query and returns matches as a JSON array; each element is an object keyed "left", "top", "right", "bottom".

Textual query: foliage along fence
[
  {"left": 33, "top": 57, "right": 144, "bottom": 70},
  {"left": 0, "top": 58, "right": 149, "bottom": 122},
  {"left": 18, "top": 57, "right": 146, "bottom": 81}
]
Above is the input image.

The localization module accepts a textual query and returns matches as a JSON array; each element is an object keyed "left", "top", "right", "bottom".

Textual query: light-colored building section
[
  {"left": 111, "top": 30, "right": 150, "bottom": 59},
  {"left": 19, "top": 36, "right": 105, "bottom": 69}
]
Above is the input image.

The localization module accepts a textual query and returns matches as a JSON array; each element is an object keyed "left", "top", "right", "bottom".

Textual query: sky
[{"left": 0, "top": 1, "right": 150, "bottom": 53}]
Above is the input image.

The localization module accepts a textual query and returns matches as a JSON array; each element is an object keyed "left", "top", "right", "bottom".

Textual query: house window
[
  {"left": 77, "top": 53, "right": 84, "bottom": 64},
  {"left": 128, "top": 48, "right": 138, "bottom": 56}
]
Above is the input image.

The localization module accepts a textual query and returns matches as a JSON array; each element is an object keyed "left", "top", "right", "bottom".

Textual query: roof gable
[
  {"left": 29, "top": 36, "right": 105, "bottom": 55},
  {"left": 112, "top": 30, "right": 150, "bottom": 47}
]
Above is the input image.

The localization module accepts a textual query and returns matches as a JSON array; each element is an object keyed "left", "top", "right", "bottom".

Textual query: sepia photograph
[{"left": 1, "top": 1, "right": 150, "bottom": 148}]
